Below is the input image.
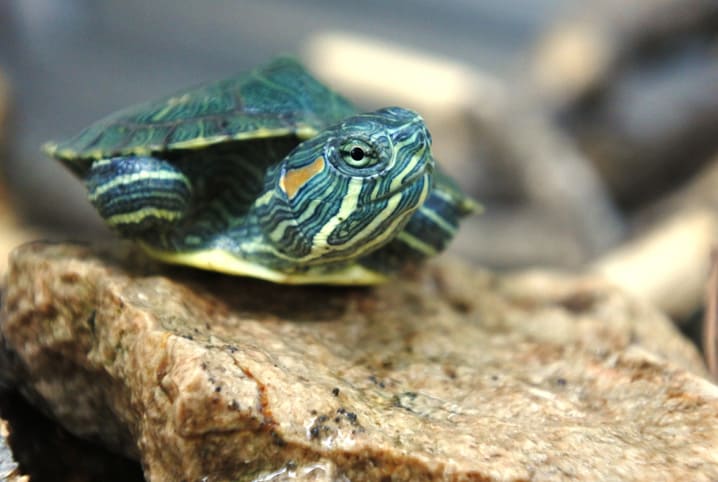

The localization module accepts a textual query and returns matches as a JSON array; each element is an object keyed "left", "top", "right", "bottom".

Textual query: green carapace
[{"left": 44, "top": 57, "right": 477, "bottom": 284}]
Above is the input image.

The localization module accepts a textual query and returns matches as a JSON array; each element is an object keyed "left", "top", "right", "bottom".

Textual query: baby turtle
[{"left": 44, "top": 57, "right": 476, "bottom": 284}]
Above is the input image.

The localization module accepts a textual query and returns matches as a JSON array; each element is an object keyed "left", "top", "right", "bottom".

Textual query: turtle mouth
[{"left": 373, "top": 160, "right": 434, "bottom": 203}]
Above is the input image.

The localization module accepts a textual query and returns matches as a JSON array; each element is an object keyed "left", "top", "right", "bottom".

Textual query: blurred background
[
  {"left": 1, "top": 1, "right": 718, "bottom": 479},
  {"left": 2, "top": 0, "right": 718, "bottom": 346}
]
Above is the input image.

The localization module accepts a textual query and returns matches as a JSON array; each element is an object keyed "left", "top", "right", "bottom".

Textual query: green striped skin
[
  {"left": 44, "top": 57, "right": 476, "bottom": 284},
  {"left": 251, "top": 107, "right": 432, "bottom": 269},
  {"left": 85, "top": 156, "right": 192, "bottom": 235},
  {"left": 359, "top": 168, "right": 477, "bottom": 273}
]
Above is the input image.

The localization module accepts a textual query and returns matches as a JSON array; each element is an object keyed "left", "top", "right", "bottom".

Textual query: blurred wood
[
  {"left": 532, "top": 20, "right": 609, "bottom": 108},
  {"left": 705, "top": 251, "right": 718, "bottom": 380},
  {"left": 592, "top": 209, "right": 716, "bottom": 322},
  {"left": 304, "top": 31, "right": 504, "bottom": 121},
  {"left": 469, "top": 104, "right": 625, "bottom": 260},
  {"left": 450, "top": 207, "right": 585, "bottom": 268},
  {"left": 638, "top": 154, "right": 718, "bottom": 220},
  {"left": 593, "top": 154, "right": 718, "bottom": 323},
  {"left": 574, "top": 58, "right": 718, "bottom": 209},
  {"left": 531, "top": 0, "right": 718, "bottom": 108},
  {"left": 531, "top": 0, "right": 718, "bottom": 209}
]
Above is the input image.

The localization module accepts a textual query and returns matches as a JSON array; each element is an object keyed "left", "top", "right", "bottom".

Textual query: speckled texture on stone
[{"left": 1, "top": 242, "right": 717, "bottom": 481}]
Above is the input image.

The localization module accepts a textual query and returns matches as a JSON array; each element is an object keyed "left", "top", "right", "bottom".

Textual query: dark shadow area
[{"left": 0, "top": 390, "right": 144, "bottom": 482}]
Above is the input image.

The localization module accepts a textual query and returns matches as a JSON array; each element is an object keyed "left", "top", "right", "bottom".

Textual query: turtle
[{"left": 44, "top": 57, "right": 477, "bottom": 285}]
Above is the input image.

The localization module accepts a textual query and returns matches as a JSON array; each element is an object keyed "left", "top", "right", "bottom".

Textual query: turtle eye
[
  {"left": 350, "top": 147, "right": 365, "bottom": 161},
  {"left": 340, "top": 140, "right": 378, "bottom": 168}
]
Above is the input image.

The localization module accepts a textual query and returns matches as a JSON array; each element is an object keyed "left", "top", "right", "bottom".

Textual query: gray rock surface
[{"left": 1, "top": 242, "right": 717, "bottom": 481}]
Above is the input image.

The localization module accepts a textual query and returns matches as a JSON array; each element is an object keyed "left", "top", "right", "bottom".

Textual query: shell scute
[{"left": 45, "top": 57, "right": 355, "bottom": 170}]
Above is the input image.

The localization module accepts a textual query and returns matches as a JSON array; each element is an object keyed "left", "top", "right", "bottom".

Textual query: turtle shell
[{"left": 44, "top": 57, "right": 357, "bottom": 175}]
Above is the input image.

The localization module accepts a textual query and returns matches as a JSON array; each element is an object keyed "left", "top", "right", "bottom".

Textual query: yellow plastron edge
[{"left": 138, "top": 242, "right": 388, "bottom": 285}]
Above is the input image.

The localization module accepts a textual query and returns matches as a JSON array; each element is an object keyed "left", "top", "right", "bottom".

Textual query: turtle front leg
[{"left": 85, "top": 156, "right": 192, "bottom": 236}]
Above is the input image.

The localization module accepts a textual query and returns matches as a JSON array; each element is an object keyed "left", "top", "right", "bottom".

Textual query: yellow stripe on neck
[{"left": 107, "top": 207, "right": 183, "bottom": 227}]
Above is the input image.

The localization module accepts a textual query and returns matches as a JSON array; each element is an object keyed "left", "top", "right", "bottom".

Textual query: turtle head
[{"left": 257, "top": 107, "right": 434, "bottom": 264}]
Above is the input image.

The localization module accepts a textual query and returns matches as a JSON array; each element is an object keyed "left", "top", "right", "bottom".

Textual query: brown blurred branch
[
  {"left": 468, "top": 104, "right": 625, "bottom": 259},
  {"left": 593, "top": 209, "right": 716, "bottom": 322},
  {"left": 591, "top": 151, "right": 718, "bottom": 322},
  {"left": 532, "top": 0, "right": 718, "bottom": 108}
]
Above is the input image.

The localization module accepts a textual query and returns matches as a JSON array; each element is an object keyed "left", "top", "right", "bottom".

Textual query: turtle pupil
[{"left": 350, "top": 147, "right": 365, "bottom": 161}]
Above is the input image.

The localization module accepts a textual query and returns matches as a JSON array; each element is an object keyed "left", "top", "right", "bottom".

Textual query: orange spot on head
[{"left": 279, "top": 157, "right": 325, "bottom": 199}]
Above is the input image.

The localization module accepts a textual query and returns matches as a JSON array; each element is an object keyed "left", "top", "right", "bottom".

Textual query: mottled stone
[{"left": 1, "top": 242, "right": 717, "bottom": 481}]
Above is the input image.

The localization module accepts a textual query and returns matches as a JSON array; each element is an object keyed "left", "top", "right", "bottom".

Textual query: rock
[
  {"left": 0, "top": 418, "right": 28, "bottom": 482},
  {"left": 1, "top": 242, "right": 717, "bottom": 481}
]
